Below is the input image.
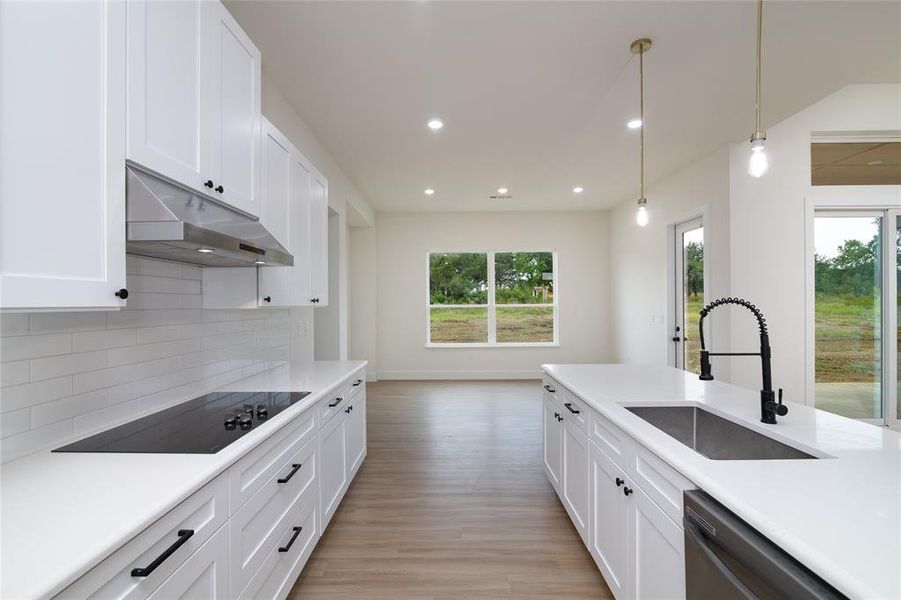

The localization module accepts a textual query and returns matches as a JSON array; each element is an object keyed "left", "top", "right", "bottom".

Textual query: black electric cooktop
[{"left": 53, "top": 391, "right": 311, "bottom": 454}]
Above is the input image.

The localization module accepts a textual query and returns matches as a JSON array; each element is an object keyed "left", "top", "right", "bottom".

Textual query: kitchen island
[{"left": 542, "top": 363, "right": 900, "bottom": 600}]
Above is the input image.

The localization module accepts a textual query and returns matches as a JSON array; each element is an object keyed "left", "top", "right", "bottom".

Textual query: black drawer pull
[
  {"left": 543, "top": 384, "right": 556, "bottom": 393},
  {"left": 277, "top": 463, "right": 302, "bottom": 484},
  {"left": 563, "top": 402, "right": 580, "bottom": 415},
  {"left": 278, "top": 526, "right": 303, "bottom": 552},
  {"left": 353, "top": 379, "right": 363, "bottom": 386},
  {"left": 328, "top": 397, "right": 343, "bottom": 408},
  {"left": 131, "top": 529, "right": 194, "bottom": 577}
]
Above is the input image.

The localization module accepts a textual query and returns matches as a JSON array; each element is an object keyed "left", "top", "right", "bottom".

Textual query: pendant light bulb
[
  {"left": 636, "top": 204, "right": 649, "bottom": 227},
  {"left": 748, "top": 137, "right": 769, "bottom": 178}
]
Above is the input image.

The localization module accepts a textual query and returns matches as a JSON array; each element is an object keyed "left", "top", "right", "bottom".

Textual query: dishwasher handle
[{"left": 684, "top": 517, "right": 756, "bottom": 600}]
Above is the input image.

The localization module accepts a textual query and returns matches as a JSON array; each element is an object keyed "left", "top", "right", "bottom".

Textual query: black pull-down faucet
[{"left": 698, "top": 297, "right": 788, "bottom": 424}]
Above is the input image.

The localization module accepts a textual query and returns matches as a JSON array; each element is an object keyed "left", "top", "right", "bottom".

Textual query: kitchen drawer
[
  {"left": 146, "top": 523, "right": 229, "bottom": 600},
  {"left": 542, "top": 376, "right": 561, "bottom": 400},
  {"left": 57, "top": 474, "right": 228, "bottom": 600},
  {"left": 230, "top": 436, "right": 318, "bottom": 597},
  {"left": 561, "top": 388, "right": 589, "bottom": 435},
  {"left": 319, "top": 383, "right": 350, "bottom": 426},
  {"left": 228, "top": 406, "right": 317, "bottom": 512},
  {"left": 591, "top": 410, "right": 631, "bottom": 465},
  {"left": 631, "top": 441, "right": 694, "bottom": 527},
  {"left": 237, "top": 486, "right": 319, "bottom": 600}
]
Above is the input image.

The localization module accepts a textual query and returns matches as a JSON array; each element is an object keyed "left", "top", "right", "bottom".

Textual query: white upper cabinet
[
  {"left": 203, "top": 0, "right": 261, "bottom": 217},
  {"left": 309, "top": 174, "right": 329, "bottom": 305},
  {"left": 126, "top": 0, "right": 205, "bottom": 192},
  {"left": 126, "top": 0, "right": 261, "bottom": 217},
  {"left": 0, "top": 0, "right": 127, "bottom": 310},
  {"left": 260, "top": 118, "right": 293, "bottom": 252}
]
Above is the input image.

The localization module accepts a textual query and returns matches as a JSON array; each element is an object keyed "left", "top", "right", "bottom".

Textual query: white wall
[
  {"left": 349, "top": 226, "right": 378, "bottom": 378},
  {"left": 0, "top": 256, "right": 290, "bottom": 462},
  {"left": 374, "top": 211, "right": 610, "bottom": 379},
  {"left": 729, "top": 84, "right": 901, "bottom": 401},
  {"left": 608, "top": 147, "right": 733, "bottom": 376}
]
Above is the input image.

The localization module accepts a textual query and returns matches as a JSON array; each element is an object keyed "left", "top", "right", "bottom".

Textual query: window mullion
[{"left": 487, "top": 251, "right": 496, "bottom": 344}]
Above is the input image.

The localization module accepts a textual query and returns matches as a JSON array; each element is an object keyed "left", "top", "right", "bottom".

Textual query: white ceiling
[{"left": 227, "top": 1, "right": 901, "bottom": 213}]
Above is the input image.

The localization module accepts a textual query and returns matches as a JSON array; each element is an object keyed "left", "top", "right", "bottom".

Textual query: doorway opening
[
  {"left": 673, "top": 218, "right": 705, "bottom": 373},
  {"left": 314, "top": 208, "right": 341, "bottom": 360}
]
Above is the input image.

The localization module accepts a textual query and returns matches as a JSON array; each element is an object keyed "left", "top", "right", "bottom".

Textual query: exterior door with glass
[{"left": 673, "top": 218, "right": 705, "bottom": 373}]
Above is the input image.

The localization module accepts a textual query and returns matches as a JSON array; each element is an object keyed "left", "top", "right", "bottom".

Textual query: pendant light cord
[
  {"left": 755, "top": 0, "right": 763, "bottom": 135},
  {"left": 639, "top": 45, "right": 645, "bottom": 200}
]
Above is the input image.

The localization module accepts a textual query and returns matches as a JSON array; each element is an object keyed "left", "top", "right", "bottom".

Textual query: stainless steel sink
[{"left": 625, "top": 406, "right": 817, "bottom": 460}]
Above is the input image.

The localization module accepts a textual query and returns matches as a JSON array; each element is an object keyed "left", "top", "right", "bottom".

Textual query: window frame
[{"left": 426, "top": 249, "right": 559, "bottom": 348}]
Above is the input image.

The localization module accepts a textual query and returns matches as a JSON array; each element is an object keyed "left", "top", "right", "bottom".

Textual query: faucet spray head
[{"left": 699, "top": 350, "right": 714, "bottom": 381}]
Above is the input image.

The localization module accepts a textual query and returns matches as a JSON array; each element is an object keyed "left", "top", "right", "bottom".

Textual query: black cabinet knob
[
  {"left": 615, "top": 477, "right": 624, "bottom": 487},
  {"left": 215, "top": 185, "right": 224, "bottom": 193},
  {"left": 263, "top": 296, "right": 271, "bottom": 303},
  {"left": 204, "top": 180, "right": 214, "bottom": 188},
  {"left": 114, "top": 288, "right": 128, "bottom": 299},
  {"left": 623, "top": 487, "right": 633, "bottom": 496}
]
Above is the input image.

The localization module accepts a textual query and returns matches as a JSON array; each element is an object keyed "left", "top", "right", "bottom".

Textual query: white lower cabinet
[
  {"left": 590, "top": 443, "right": 629, "bottom": 598},
  {"left": 57, "top": 371, "right": 367, "bottom": 600},
  {"left": 544, "top": 380, "right": 691, "bottom": 600},
  {"left": 147, "top": 525, "right": 230, "bottom": 600},
  {"left": 319, "top": 406, "right": 348, "bottom": 529},
  {"left": 561, "top": 418, "right": 590, "bottom": 546},
  {"left": 542, "top": 395, "right": 563, "bottom": 492}
]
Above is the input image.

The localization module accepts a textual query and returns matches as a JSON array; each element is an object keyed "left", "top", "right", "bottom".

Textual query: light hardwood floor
[{"left": 289, "top": 380, "right": 612, "bottom": 599}]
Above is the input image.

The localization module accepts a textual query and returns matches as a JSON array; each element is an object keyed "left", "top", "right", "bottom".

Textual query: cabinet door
[
  {"left": 259, "top": 117, "right": 293, "bottom": 252},
  {"left": 319, "top": 410, "right": 348, "bottom": 529},
  {"left": 590, "top": 443, "right": 630, "bottom": 598},
  {"left": 345, "top": 390, "right": 367, "bottom": 476},
  {"left": 147, "top": 524, "right": 230, "bottom": 600},
  {"left": 126, "top": 0, "right": 205, "bottom": 192},
  {"left": 630, "top": 486, "right": 686, "bottom": 600},
  {"left": 543, "top": 397, "right": 562, "bottom": 492},
  {"left": 308, "top": 172, "right": 329, "bottom": 305},
  {"left": 258, "top": 154, "right": 311, "bottom": 307},
  {"left": 203, "top": 0, "right": 261, "bottom": 217},
  {"left": 0, "top": 0, "right": 127, "bottom": 309},
  {"left": 562, "top": 418, "right": 590, "bottom": 545}
]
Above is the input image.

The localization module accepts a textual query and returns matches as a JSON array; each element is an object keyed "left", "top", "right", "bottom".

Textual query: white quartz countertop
[
  {"left": 542, "top": 363, "right": 901, "bottom": 600},
  {"left": 0, "top": 360, "right": 366, "bottom": 600}
]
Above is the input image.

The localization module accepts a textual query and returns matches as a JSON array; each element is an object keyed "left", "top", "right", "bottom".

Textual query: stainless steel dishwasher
[{"left": 683, "top": 490, "right": 846, "bottom": 599}]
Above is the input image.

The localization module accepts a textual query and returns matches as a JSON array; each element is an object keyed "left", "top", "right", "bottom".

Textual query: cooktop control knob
[
  {"left": 224, "top": 413, "right": 237, "bottom": 430},
  {"left": 256, "top": 404, "right": 268, "bottom": 419},
  {"left": 238, "top": 416, "right": 253, "bottom": 430},
  {"left": 241, "top": 404, "right": 254, "bottom": 416}
]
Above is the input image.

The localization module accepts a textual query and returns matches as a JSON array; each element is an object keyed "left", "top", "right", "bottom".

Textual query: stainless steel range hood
[{"left": 126, "top": 164, "right": 293, "bottom": 267}]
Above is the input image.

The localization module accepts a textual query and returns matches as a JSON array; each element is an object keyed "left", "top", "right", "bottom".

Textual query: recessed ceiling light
[
  {"left": 254, "top": 260, "right": 267, "bottom": 265},
  {"left": 627, "top": 118, "right": 642, "bottom": 129},
  {"left": 497, "top": 187, "right": 509, "bottom": 195},
  {"left": 427, "top": 118, "right": 444, "bottom": 131},
  {"left": 867, "top": 160, "right": 884, "bottom": 166},
  {"left": 572, "top": 186, "right": 584, "bottom": 194},
  {"left": 197, "top": 248, "right": 214, "bottom": 253},
  {"left": 424, "top": 188, "right": 435, "bottom": 195}
]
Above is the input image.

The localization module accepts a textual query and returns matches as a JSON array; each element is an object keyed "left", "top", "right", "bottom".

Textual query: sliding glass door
[{"left": 813, "top": 209, "right": 900, "bottom": 428}]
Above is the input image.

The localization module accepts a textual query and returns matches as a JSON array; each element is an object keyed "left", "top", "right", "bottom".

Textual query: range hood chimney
[{"left": 125, "top": 164, "right": 293, "bottom": 267}]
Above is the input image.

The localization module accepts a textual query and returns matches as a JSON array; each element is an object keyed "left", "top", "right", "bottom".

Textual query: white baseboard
[
  {"left": 376, "top": 369, "right": 542, "bottom": 380},
  {"left": 365, "top": 372, "right": 379, "bottom": 382}
]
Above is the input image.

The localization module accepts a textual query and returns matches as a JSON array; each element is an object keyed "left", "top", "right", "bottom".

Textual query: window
[
  {"left": 672, "top": 218, "right": 704, "bottom": 374},
  {"left": 813, "top": 209, "right": 899, "bottom": 428},
  {"left": 428, "top": 251, "right": 557, "bottom": 346}
]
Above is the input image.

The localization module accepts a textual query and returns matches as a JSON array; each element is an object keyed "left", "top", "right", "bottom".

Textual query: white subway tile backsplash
[
  {"left": 0, "top": 257, "right": 291, "bottom": 462},
  {"left": 29, "top": 312, "right": 107, "bottom": 335},
  {"left": 0, "top": 376, "right": 73, "bottom": 412},
  {"left": 31, "top": 389, "right": 109, "bottom": 428},
  {"left": 0, "top": 360, "right": 31, "bottom": 387},
  {"left": 0, "top": 314, "right": 29, "bottom": 337},
  {"left": 1, "top": 408, "right": 30, "bottom": 437},
  {"left": 73, "top": 364, "right": 139, "bottom": 395},
  {"left": 30, "top": 350, "right": 107, "bottom": 382},
  {"left": 72, "top": 328, "right": 137, "bottom": 352},
  {"left": 1, "top": 333, "right": 72, "bottom": 362}
]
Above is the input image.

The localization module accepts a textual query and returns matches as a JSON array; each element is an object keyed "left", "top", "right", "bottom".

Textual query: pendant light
[
  {"left": 747, "top": 0, "right": 769, "bottom": 177},
  {"left": 631, "top": 38, "right": 652, "bottom": 227}
]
